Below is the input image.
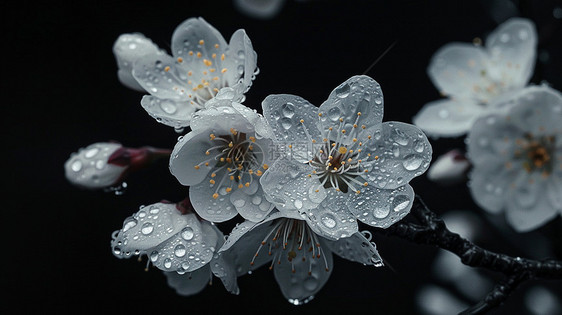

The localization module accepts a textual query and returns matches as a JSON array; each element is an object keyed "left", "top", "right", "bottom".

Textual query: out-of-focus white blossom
[
  {"left": 169, "top": 99, "right": 275, "bottom": 223},
  {"left": 427, "top": 149, "right": 471, "bottom": 185},
  {"left": 260, "top": 75, "right": 432, "bottom": 236},
  {"left": 111, "top": 201, "right": 239, "bottom": 295},
  {"left": 414, "top": 18, "right": 537, "bottom": 138},
  {"left": 113, "top": 17, "right": 258, "bottom": 129},
  {"left": 466, "top": 85, "right": 562, "bottom": 232},
  {"left": 217, "top": 210, "right": 383, "bottom": 304},
  {"left": 233, "top": 0, "right": 285, "bottom": 19},
  {"left": 65, "top": 142, "right": 170, "bottom": 190}
]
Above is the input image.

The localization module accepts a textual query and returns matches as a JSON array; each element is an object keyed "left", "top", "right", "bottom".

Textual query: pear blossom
[
  {"left": 169, "top": 99, "right": 275, "bottom": 223},
  {"left": 111, "top": 200, "right": 239, "bottom": 294},
  {"left": 466, "top": 85, "right": 562, "bottom": 232},
  {"left": 113, "top": 17, "right": 258, "bottom": 129},
  {"left": 260, "top": 75, "right": 432, "bottom": 230},
  {"left": 233, "top": 0, "right": 285, "bottom": 19},
  {"left": 217, "top": 210, "right": 383, "bottom": 304},
  {"left": 64, "top": 142, "right": 170, "bottom": 190},
  {"left": 413, "top": 18, "right": 537, "bottom": 138}
]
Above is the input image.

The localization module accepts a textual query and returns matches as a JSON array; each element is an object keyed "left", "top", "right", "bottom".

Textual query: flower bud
[
  {"left": 65, "top": 142, "right": 170, "bottom": 189},
  {"left": 427, "top": 149, "right": 470, "bottom": 185}
]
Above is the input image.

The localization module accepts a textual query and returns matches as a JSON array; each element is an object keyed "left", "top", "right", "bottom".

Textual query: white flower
[
  {"left": 413, "top": 18, "right": 537, "bottom": 138},
  {"left": 112, "top": 17, "right": 258, "bottom": 129},
  {"left": 65, "top": 142, "right": 170, "bottom": 190},
  {"left": 169, "top": 100, "right": 275, "bottom": 223},
  {"left": 217, "top": 210, "right": 383, "bottom": 304},
  {"left": 111, "top": 201, "right": 239, "bottom": 294},
  {"left": 260, "top": 75, "right": 432, "bottom": 233},
  {"left": 466, "top": 85, "right": 562, "bottom": 232}
]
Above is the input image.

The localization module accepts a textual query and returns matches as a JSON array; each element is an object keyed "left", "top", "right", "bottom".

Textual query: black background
[{"left": 5, "top": 0, "right": 562, "bottom": 314}]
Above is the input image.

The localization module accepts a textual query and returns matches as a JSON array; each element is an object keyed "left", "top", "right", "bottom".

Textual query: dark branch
[{"left": 376, "top": 195, "right": 562, "bottom": 314}]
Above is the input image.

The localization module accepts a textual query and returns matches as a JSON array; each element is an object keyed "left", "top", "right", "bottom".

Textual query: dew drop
[
  {"left": 252, "top": 196, "right": 262, "bottom": 205},
  {"left": 402, "top": 154, "right": 423, "bottom": 171},
  {"left": 281, "top": 102, "right": 295, "bottom": 118},
  {"left": 174, "top": 244, "right": 187, "bottom": 257},
  {"left": 160, "top": 101, "right": 177, "bottom": 114},
  {"left": 164, "top": 258, "right": 172, "bottom": 269},
  {"left": 294, "top": 199, "right": 303, "bottom": 209},
  {"left": 141, "top": 222, "right": 154, "bottom": 235},
  {"left": 328, "top": 107, "right": 341, "bottom": 121},
  {"left": 373, "top": 206, "right": 390, "bottom": 219},
  {"left": 233, "top": 199, "right": 246, "bottom": 208},
  {"left": 150, "top": 251, "right": 159, "bottom": 262},
  {"left": 280, "top": 117, "right": 292, "bottom": 130},
  {"left": 321, "top": 214, "right": 337, "bottom": 228},
  {"left": 393, "top": 195, "right": 411, "bottom": 212},
  {"left": 71, "top": 160, "right": 82, "bottom": 172},
  {"left": 85, "top": 147, "right": 99, "bottom": 158},
  {"left": 181, "top": 227, "right": 194, "bottom": 240},
  {"left": 335, "top": 83, "right": 350, "bottom": 99},
  {"left": 122, "top": 218, "right": 137, "bottom": 232}
]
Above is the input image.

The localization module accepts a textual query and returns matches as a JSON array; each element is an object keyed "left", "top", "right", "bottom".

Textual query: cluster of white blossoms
[
  {"left": 65, "top": 17, "right": 433, "bottom": 304},
  {"left": 412, "top": 17, "right": 562, "bottom": 232}
]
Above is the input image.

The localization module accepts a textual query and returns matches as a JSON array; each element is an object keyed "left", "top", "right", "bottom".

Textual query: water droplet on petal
[
  {"left": 122, "top": 218, "right": 137, "bottom": 232},
  {"left": 393, "top": 195, "right": 410, "bottom": 212},
  {"left": 402, "top": 154, "right": 423, "bottom": 171},
  {"left": 335, "top": 83, "right": 350, "bottom": 98},
  {"left": 321, "top": 214, "right": 337, "bottom": 228},
  {"left": 141, "top": 222, "right": 154, "bottom": 235},
  {"left": 181, "top": 227, "right": 194, "bottom": 240},
  {"left": 174, "top": 244, "right": 187, "bottom": 257}
]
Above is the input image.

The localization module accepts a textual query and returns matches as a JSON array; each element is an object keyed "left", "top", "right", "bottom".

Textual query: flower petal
[
  {"left": 169, "top": 130, "right": 214, "bottom": 186},
  {"left": 273, "top": 239, "right": 333, "bottom": 304},
  {"left": 190, "top": 104, "right": 257, "bottom": 134},
  {"left": 224, "top": 29, "right": 258, "bottom": 93},
  {"left": 140, "top": 95, "right": 197, "bottom": 129},
  {"left": 230, "top": 180, "right": 275, "bottom": 222},
  {"left": 505, "top": 172, "right": 559, "bottom": 232},
  {"left": 302, "top": 189, "right": 358, "bottom": 240},
  {"left": 546, "top": 175, "right": 562, "bottom": 212},
  {"left": 164, "top": 266, "right": 211, "bottom": 296},
  {"left": 132, "top": 52, "right": 193, "bottom": 102},
  {"left": 318, "top": 75, "right": 384, "bottom": 140},
  {"left": 468, "top": 159, "right": 517, "bottom": 214},
  {"left": 506, "top": 86, "right": 562, "bottom": 136},
  {"left": 426, "top": 149, "right": 470, "bottom": 185},
  {"left": 171, "top": 17, "right": 228, "bottom": 62},
  {"left": 485, "top": 18, "right": 537, "bottom": 89},
  {"left": 260, "top": 159, "right": 326, "bottom": 212},
  {"left": 413, "top": 99, "right": 484, "bottom": 138},
  {"left": 346, "top": 184, "right": 414, "bottom": 228},
  {"left": 113, "top": 33, "right": 161, "bottom": 92},
  {"left": 111, "top": 203, "right": 192, "bottom": 257},
  {"left": 262, "top": 94, "right": 322, "bottom": 161},
  {"left": 466, "top": 112, "right": 523, "bottom": 166},
  {"left": 324, "top": 232, "right": 383, "bottom": 266},
  {"left": 151, "top": 219, "right": 218, "bottom": 272},
  {"left": 428, "top": 43, "right": 493, "bottom": 102},
  {"left": 189, "top": 170, "right": 239, "bottom": 222},
  {"left": 363, "top": 122, "right": 432, "bottom": 189}
]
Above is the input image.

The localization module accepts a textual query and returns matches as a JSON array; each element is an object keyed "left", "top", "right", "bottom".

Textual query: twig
[{"left": 376, "top": 195, "right": 562, "bottom": 314}]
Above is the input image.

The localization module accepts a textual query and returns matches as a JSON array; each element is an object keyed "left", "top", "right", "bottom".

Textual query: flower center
[
  {"left": 251, "top": 218, "right": 330, "bottom": 274},
  {"left": 299, "top": 112, "right": 377, "bottom": 194},
  {"left": 169, "top": 39, "right": 231, "bottom": 108},
  {"left": 194, "top": 128, "right": 268, "bottom": 199},
  {"left": 515, "top": 134, "right": 555, "bottom": 176}
]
